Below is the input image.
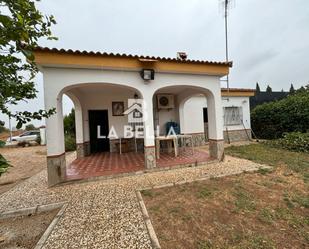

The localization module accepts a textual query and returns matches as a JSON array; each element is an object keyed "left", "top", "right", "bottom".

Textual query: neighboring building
[{"left": 34, "top": 47, "right": 233, "bottom": 186}]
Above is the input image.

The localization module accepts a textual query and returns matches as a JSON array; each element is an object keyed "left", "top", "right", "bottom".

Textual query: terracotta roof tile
[
  {"left": 221, "top": 88, "right": 255, "bottom": 92},
  {"left": 34, "top": 46, "right": 233, "bottom": 67}
]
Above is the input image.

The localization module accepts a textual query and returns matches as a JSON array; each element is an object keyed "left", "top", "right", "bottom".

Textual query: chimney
[{"left": 177, "top": 52, "right": 187, "bottom": 60}]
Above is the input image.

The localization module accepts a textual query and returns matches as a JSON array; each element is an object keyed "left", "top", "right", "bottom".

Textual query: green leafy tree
[
  {"left": 0, "top": 0, "right": 57, "bottom": 175},
  {"left": 63, "top": 108, "right": 75, "bottom": 135},
  {"left": 0, "top": 0, "right": 57, "bottom": 129},
  {"left": 25, "top": 123, "right": 36, "bottom": 130},
  {"left": 266, "top": 85, "right": 272, "bottom": 94},
  {"left": 0, "top": 121, "right": 8, "bottom": 133},
  {"left": 63, "top": 109, "right": 76, "bottom": 152}
]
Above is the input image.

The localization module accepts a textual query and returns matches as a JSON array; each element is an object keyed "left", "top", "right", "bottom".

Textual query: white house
[{"left": 34, "top": 47, "right": 234, "bottom": 186}]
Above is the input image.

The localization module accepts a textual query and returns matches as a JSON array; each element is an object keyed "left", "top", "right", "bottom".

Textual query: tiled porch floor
[{"left": 66, "top": 148, "right": 211, "bottom": 180}]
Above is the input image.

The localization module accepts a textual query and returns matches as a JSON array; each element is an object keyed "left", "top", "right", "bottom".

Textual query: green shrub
[
  {"left": 0, "top": 140, "right": 5, "bottom": 148},
  {"left": 0, "top": 154, "right": 11, "bottom": 176},
  {"left": 65, "top": 135, "right": 76, "bottom": 152},
  {"left": 265, "top": 132, "right": 309, "bottom": 153},
  {"left": 251, "top": 86, "right": 309, "bottom": 139}
]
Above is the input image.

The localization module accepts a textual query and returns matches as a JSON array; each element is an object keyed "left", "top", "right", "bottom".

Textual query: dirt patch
[
  {"left": 142, "top": 168, "right": 309, "bottom": 249},
  {"left": 0, "top": 146, "right": 47, "bottom": 194},
  {"left": 0, "top": 208, "right": 59, "bottom": 249}
]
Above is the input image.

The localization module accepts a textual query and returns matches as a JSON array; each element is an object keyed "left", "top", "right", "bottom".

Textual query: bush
[
  {"left": 25, "top": 123, "right": 36, "bottom": 131},
  {"left": 0, "top": 154, "right": 10, "bottom": 176},
  {"left": 65, "top": 135, "right": 76, "bottom": 152},
  {"left": 265, "top": 132, "right": 309, "bottom": 153},
  {"left": 251, "top": 86, "right": 309, "bottom": 139},
  {"left": 0, "top": 140, "right": 5, "bottom": 148}
]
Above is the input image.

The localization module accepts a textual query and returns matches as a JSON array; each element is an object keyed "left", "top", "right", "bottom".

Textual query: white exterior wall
[
  {"left": 42, "top": 67, "right": 224, "bottom": 156},
  {"left": 181, "top": 95, "right": 251, "bottom": 134},
  {"left": 76, "top": 87, "right": 137, "bottom": 140},
  {"left": 221, "top": 96, "right": 251, "bottom": 131},
  {"left": 182, "top": 95, "right": 207, "bottom": 134}
]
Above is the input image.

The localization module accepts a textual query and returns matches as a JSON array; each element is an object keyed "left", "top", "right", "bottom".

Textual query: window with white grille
[{"left": 223, "top": 107, "right": 243, "bottom": 125}]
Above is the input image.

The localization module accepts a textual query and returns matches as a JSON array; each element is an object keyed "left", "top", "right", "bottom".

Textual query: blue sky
[{"left": 1, "top": 0, "right": 309, "bottom": 128}]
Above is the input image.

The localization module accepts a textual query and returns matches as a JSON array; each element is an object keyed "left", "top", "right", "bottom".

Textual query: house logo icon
[{"left": 123, "top": 99, "right": 144, "bottom": 123}]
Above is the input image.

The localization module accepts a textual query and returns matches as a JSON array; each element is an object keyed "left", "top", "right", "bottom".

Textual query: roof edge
[{"left": 33, "top": 46, "right": 233, "bottom": 67}]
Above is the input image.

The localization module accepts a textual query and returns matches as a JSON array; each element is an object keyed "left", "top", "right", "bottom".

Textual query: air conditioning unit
[{"left": 157, "top": 94, "right": 174, "bottom": 109}]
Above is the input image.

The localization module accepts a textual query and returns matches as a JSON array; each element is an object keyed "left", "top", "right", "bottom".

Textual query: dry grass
[
  {"left": 0, "top": 146, "right": 47, "bottom": 194},
  {"left": 143, "top": 144, "right": 309, "bottom": 249}
]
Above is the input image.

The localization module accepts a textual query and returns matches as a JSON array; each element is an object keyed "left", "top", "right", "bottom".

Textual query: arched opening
[
  {"left": 152, "top": 85, "right": 216, "bottom": 165},
  {"left": 55, "top": 83, "right": 146, "bottom": 181}
]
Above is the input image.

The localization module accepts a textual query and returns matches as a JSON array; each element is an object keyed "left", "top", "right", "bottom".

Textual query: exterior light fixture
[{"left": 140, "top": 69, "right": 155, "bottom": 81}]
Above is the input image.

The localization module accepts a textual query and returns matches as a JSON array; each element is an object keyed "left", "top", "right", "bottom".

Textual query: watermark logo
[{"left": 123, "top": 98, "right": 144, "bottom": 123}]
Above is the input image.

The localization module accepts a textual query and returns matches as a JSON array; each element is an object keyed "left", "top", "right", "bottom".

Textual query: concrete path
[{"left": 0, "top": 156, "right": 265, "bottom": 249}]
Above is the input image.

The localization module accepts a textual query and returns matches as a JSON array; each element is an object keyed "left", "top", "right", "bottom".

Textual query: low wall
[{"left": 224, "top": 129, "right": 252, "bottom": 142}]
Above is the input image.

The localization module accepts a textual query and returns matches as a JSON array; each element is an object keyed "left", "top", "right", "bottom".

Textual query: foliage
[
  {"left": 0, "top": 121, "right": 8, "bottom": 133},
  {"left": 266, "top": 85, "right": 272, "bottom": 93},
  {"left": 25, "top": 123, "right": 36, "bottom": 130},
  {"left": 0, "top": 140, "right": 5, "bottom": 147},
  {"left": 265, "top": 132, "right": 309, "bottom": 153},
  {"left": 63, "top": 108, "right": 75, "bottom": 135},
  {"left": 251, "top": 86, "right": 309, "bottom": 139},
  {"left": 0, "top": 0, "right": 57, "bottom": 129},
  {"left": 0, "top": 154, "right": 11, "bottom": 176},
  {"left": 290, "top": 84, "right": 295, "bottom": 94},
  {"left": 65, "top": 134, "right": 76, "bottom": 152},
  {"left": 255, "top": 82, "right": 260, "bottom": 94}
]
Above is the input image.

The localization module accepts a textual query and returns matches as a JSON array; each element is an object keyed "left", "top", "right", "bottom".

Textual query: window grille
[{"left": 223, "top": 107, "right": 243, "bottom": 125}]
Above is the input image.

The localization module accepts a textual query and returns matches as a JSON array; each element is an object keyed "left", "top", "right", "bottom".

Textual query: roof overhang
[
  {"left": 221, "top": 88, "right": 255, "bottom": 97},
  {"left": 33, "top": 47, "right": 232, "bottom": 76}
]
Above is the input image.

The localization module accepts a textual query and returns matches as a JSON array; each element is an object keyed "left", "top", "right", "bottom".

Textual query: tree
[
  {"left": 0, "top": 0, "right": 57, "bottom": 129},
  {"left": 297, "top": 86, "right": 306, "bottom": 93},
  {"left": 255, "top": 82, "right": 261, "bottom": 94},
  {"left": 0, "top": 0, "right": 57, "bottom": 175},
  {"left": 251, "top": 85, "right": 309, "bottom": 139},
  {"left": 0, "top": 121, "right": 8, "bottom": 133},
  {"left": 25, "top": 123, "right": 36, "bottom": 130},
  {"left": 63, "top": 108, "right": 75, "bottom": 135},
  {"left": 63, "top": 109, "right": 76, "bottom": 151},
  {"left": 289, "top": 84, "right": 295, "bottom": 94},
  {"left": 266, "top": 85, "right": 272, "bottom": 94}
]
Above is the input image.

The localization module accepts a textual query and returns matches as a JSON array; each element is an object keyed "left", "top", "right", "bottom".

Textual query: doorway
[{"left": 88, "top": 110, "right": 110, "bottom": 153}]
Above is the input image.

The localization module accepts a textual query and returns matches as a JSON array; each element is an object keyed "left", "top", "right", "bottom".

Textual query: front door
[{"left": 89, "top": 110, "right": 110, "bottom": 153}]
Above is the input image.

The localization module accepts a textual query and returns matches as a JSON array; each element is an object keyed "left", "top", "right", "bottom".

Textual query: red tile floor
[{"left": 66, "top": 148, "right": 211, "bottom": 180}]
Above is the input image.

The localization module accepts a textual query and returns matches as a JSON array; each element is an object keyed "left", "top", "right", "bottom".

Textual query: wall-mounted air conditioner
[{"left": 157, "top": 94, "right": 174, "bottom": 109}]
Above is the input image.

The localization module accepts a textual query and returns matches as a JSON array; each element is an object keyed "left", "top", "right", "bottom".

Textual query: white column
[
  {"left": 142, "top": 92, "right": 156, "bottom": 169},
  {"left": 207, "top": 91, "right": 224, "bottom": 160},
  {"left": 207, "top": 93, "right": 224, "bottom": 140},
  {"left": 44, "top": 90, "right": 66, "bottom": 186},
  {"left": 45, "top": 94, "right": 65, "bottom": 156}
]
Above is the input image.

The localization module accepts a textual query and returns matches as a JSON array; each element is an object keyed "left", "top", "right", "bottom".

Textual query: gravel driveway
[{"left": 0, "top": 156, "right": 266, "bottom": 249}]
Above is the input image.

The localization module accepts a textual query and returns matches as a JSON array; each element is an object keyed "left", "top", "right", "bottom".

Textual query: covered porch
[
  {"left": 66, "top": 148, "right": 211, "bottom": 180},
  {"left": 34, "top": 47, "right": 231, "bottom": 186}
]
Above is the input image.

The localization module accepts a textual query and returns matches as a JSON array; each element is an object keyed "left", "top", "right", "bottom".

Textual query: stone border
[
  {"left": 136, "top": 191, "right": 161, "bottom": 249},
  {"left": 136, "top": 164, "right": 272, "bottom": 248},
  {"left": 0, "top": 202, "right": 68, "bottom": 249},
  {"left": 58, "top": 158, "right": 219, "bottom": 187}
]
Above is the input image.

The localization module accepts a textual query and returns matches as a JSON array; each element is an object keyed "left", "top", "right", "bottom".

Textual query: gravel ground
[{"left": 0, "top": 155, "right": 266, "bottom": 249}]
